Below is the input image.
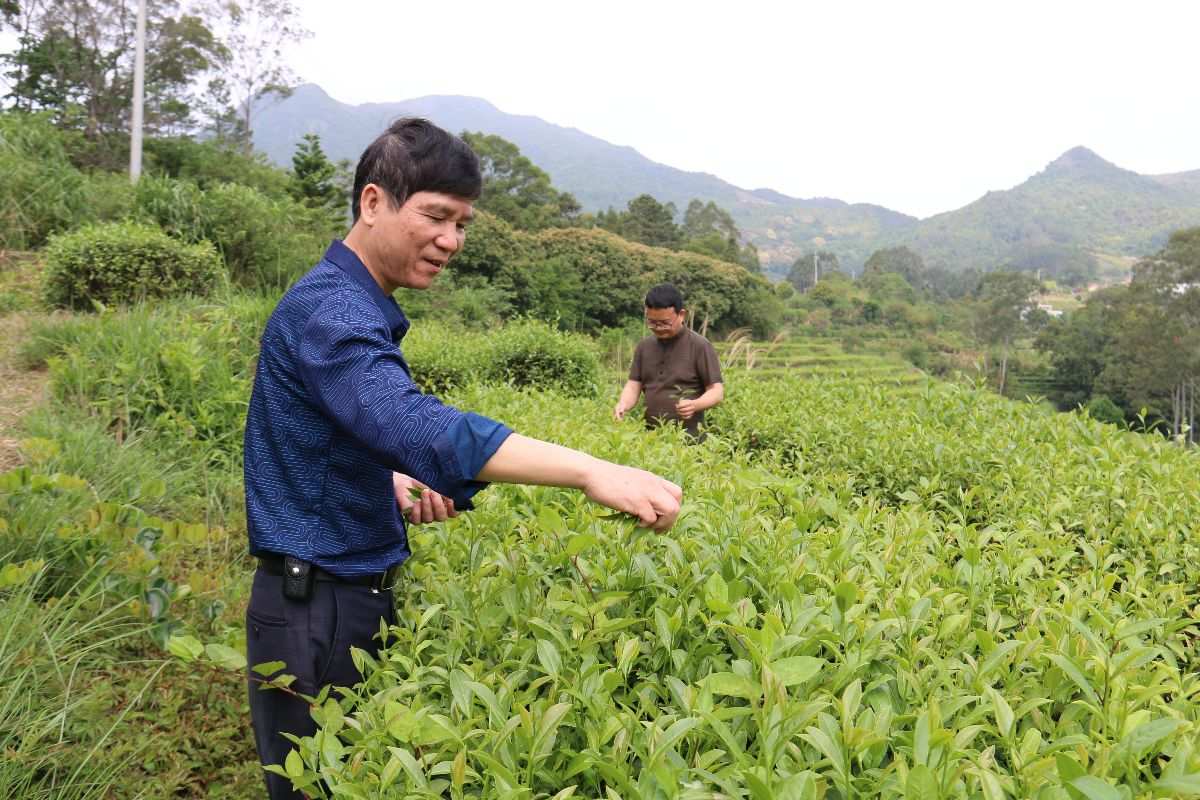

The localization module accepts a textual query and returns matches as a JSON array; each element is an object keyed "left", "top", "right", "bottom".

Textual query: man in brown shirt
[{"left": 614, "top": 284, "right": 724, "bottom": 437}]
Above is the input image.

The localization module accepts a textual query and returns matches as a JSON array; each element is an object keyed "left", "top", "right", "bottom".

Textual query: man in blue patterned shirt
[{"left": 243, "top": 118, "right": 682, "bottom": 798}]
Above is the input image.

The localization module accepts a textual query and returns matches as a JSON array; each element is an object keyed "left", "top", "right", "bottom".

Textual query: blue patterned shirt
[{"left": 243, "top": 240, "right": 512, "bottom": 576}]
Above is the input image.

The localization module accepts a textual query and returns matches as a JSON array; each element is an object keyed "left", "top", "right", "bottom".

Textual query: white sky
[
  {"left": 281, "top": 0, "right": 1198, "bottom": 219},
  {"left": 3, "top": 1, "right": 1195, "bottom": 219}
]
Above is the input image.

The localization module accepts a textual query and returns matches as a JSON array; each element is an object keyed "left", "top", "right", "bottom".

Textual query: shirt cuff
[{"left": 430, "top": 412, "right": 513, "bottom": 510}]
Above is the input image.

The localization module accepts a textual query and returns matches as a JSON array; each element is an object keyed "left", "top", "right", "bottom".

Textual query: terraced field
[{"left": 713, "top": 337, "right": 928, "bottom": 390}]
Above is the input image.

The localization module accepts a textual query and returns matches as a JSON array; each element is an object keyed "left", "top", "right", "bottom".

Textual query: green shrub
[
  {"left": 196, "top": 183, "right": 328, "bottom": 290},
  {"left": 488, "top": 318, "right": 600, "bottom": 396},
  {"left": 399, "top": 321, "right": 491, "bottom": 396},
  {"left": 402, "top": 318, "right": 600, "bottom": 397},
  {"left": 0, "top": 113, "right": 89, "bottom": 249},
  {"left": 43, "top": 222, "right": 224, "bottom": 310},
  {"left": 1085, "top": 393, "right": 1125, "bottom": 425},
  {"left": 453, "top": 212, "right": 782, "bottom": 336},
  {"left": 900, "top": 339, "right": 930, "bottom": 369},
  {"left": 134, "top": 177, "right": 329, "bottom": 291},
  {"left": 144, "top": 136, "right": 292, "bottom": 198}
]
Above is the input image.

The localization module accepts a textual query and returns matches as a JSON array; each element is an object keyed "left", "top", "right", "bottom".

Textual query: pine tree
[{"left": 289, "top": 133, "right": 346, "bottom": 229}]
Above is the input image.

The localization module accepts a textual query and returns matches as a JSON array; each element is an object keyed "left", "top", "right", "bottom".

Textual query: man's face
[
  {"left": 362, "top": 189, "right": 474, "bottom": 292},
  {"left": 645, "top": 306, "right": 686, "bottom": 339}
]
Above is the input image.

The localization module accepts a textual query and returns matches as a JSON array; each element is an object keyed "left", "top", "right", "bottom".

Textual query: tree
[
  {"left": 863, "top": 246, "right": 926, "bottom": 286},
  {"left": 289, "top": 133, "right": 345, "bottom": 230},
  {"left": 208, "top": 0, "right": 310, "bottom": 154},
  {"left": 459, "top": 131, "right": 580, "bottom": 231},
  {"left": 973, "top": 271, "right": 1041, "bottom": 395},
  {"left": 1102, "top": 227, "right": 1200, "bottom": 441},
  {"left": 2, "top": 0, "right": 225, "bottom": 148},
  {"left": 786, "top": 250, "right": 839, "bottom": 293},
  {"left": 1034, "top": 291, "right": 1120, "bottom": 409},
  {"left": 607, "top": 194, "right": 680, "bottom": 249},
  {"left": 861, "top": 270, "right": 916, "bottom": 305},
  {"left": 679, "top": 199, "right": 760, "bottom": 272}
]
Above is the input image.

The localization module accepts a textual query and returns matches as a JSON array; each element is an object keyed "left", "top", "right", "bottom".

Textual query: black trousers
[{"left": 245, "top": 568, "right": 396, "bottom": 799}]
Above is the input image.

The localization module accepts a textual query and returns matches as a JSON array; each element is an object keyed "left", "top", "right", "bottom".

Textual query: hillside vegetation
[{"left": 255, "top": 87, "right": 1200, "bottom": 275}]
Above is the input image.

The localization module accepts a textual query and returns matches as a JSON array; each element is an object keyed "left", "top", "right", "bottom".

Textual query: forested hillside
[{"left": 256, "top": 87, "right": 1200, "bottom": 277}]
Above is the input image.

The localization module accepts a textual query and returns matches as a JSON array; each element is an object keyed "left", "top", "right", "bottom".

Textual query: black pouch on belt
[{"left": 282, "top": 555, "right": 314, "bottom": 600}]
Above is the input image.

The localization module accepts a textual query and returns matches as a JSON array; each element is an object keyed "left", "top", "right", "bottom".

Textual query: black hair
[
  {"left": 644, "top": 283, "right": 684, "bottom": 312},
  {"left": 351, "top": 118, "right": 482, "bottom": 222}
]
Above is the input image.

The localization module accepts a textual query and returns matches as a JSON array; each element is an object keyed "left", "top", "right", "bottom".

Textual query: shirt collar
[{"left": 323, "top": 239, "right": 411, "bottom": 340}]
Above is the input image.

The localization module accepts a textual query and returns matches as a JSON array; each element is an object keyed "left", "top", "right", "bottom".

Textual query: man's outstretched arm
[{"left": 476, "top": 433, "right": 681, "bottom": 531}]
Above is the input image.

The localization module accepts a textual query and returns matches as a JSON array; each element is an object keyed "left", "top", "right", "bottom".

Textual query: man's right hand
[
  {"left": 582, "top": 461, "right": 682, "bottom": 532},
  {"left": 613, "top": 402, "right": 630, "bottom": 421}
]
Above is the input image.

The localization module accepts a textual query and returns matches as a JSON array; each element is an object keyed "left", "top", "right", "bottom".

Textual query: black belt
[{"left": 256, "top": 554, "right": 402, "bottom": 593}]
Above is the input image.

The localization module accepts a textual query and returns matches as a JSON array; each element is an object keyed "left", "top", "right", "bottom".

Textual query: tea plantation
[{"left": 3, "top": 304, "right": 1200, "bottom": 799}]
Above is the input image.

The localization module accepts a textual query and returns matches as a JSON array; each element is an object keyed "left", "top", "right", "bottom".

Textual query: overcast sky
[
  {"left": 3, "top": 1, "right": 1194, "bottom": 218},
  {"left": 278, "top": 0, "right": 1197, "bottom": 219}
]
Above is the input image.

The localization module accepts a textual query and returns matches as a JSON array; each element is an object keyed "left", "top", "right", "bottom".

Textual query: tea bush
[
  {"left": 274, "top": 379, "right": 1200, "bottom": 799},
  {"left": 487, "top": 318, "right": 601, "bottom": 396},
  {"left": 42, "top": 222, "right": 224, "bottom": 310},
  {"left": 401, "top": 318, "right": 600, "bottom": 397}
]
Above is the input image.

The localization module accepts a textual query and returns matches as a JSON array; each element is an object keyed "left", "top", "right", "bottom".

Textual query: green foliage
[
  {"left": 288, "top": 133, "right": 346, "bottom": 230},
  {"left": 1085, "top": 394, "right": 1125, "bottom": 425},
  {"left": 10, "top": 296, "right": 1200, "bottom": 796},
  {"left": 196, "top": 182, "right": 327, "bottom": 290},
  {"left": 1035, "top": 228, "right": 1200, "bottom": 436},
  {"left": 0, "top": 112, "right": 131, "bottom": 249},
  {"left": 0, "top": 558, "right": 145, "bottom": 799},
  {"left": 461, "top": 131, "right": 581, "bottom": 231},
  {"left": 900, "top": 340, "right": 930, "bottom": 369},
  {"left": 786, "top": 250, "right": 840, "bottom": 292},
  {"left": 680, "top": 199, "right": 761, "bottom": 272},
  {"left": 453, "top": 213, "right": 782, "bottom": 336},
  {"left": 902, "top": 147, "right": 1200, "bottom": 278},
  {"left": 488, "top": 319, "right": 600, "bottom": 396},
  {"left": 144, "top": 135, "right": 292, "bottom": 198},
  {"left": 0, "top": 250, "right": 43, "bottom": 312},
  {"left": 42, "top": 222, "right": 224, "bottom": 310},
  {"left": 276, "top": 377, "right": 1200, "bottom": 798},
  {"left": 401, "top": 318, "right": 600, "bottom": 397},
  {"left": 2, "top": 0, "right": 227, "bottom": 153},
  {"left": 133, "top": 176, "right": 328, "bottom": 290},
  {"left": 0, "top": 460, "right": 263, "bottom": 796}
]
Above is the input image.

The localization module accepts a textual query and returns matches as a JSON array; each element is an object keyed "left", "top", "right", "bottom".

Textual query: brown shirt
[{"left": 630, "top": 327, "right": 722, "bottom": 435}]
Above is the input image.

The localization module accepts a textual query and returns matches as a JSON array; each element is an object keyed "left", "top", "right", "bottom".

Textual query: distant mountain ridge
[
  {"left": 254, "top": 85, "right": 1200, "bottom": 275},
  {"left": 903, "top": 146, "right": 1200, "bottom": 277}
]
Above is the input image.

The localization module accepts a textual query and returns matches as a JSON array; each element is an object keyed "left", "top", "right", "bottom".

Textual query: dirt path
[{"left": 0, "top": 313, "right": 50, "bottom": 471}]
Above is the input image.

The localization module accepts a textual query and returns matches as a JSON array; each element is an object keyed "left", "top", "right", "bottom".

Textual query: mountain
[
  {"left": 252, "top": 85, "right": 916, "bottom": 273},
  {"left": 254, "top": 87, "right": 1200, "bottom": 277},
  {"left": 899, "top": 146, "right": 1200, "bottom": 277}
]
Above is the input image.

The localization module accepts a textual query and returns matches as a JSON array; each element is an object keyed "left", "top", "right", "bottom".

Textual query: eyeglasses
[{"left": 645, "top": 318, "right": 677, "bottom": 329}]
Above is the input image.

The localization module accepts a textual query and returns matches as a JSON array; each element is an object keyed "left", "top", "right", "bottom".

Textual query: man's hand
[
  {"left": 581, "top": 462, "right": 682, "bottom": 532},
  {"left": 393, "top": 472, "right": 457, "bottom": 525},
  {"left": 613, "top": 379, "right": 642, "bottom": 421},
  {"left": 675, "top": 398, "right": 700, "bottom": 420}
]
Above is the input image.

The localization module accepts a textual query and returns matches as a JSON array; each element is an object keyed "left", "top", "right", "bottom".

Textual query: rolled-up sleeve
[{"left": 295, "top": 304, "right": 512, "bottom": 509}]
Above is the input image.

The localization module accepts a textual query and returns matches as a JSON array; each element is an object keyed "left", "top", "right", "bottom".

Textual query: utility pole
[
  {"left": 813, "top": 250, "right": 818, "bottom": 289},
  {"left": 129, "top": 0, "right": 147, "bottom": 183}
]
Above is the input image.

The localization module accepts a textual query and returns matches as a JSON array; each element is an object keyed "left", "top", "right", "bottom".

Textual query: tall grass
[{"left": 0, "top": 563, "right": 157, "bottom": 799}]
